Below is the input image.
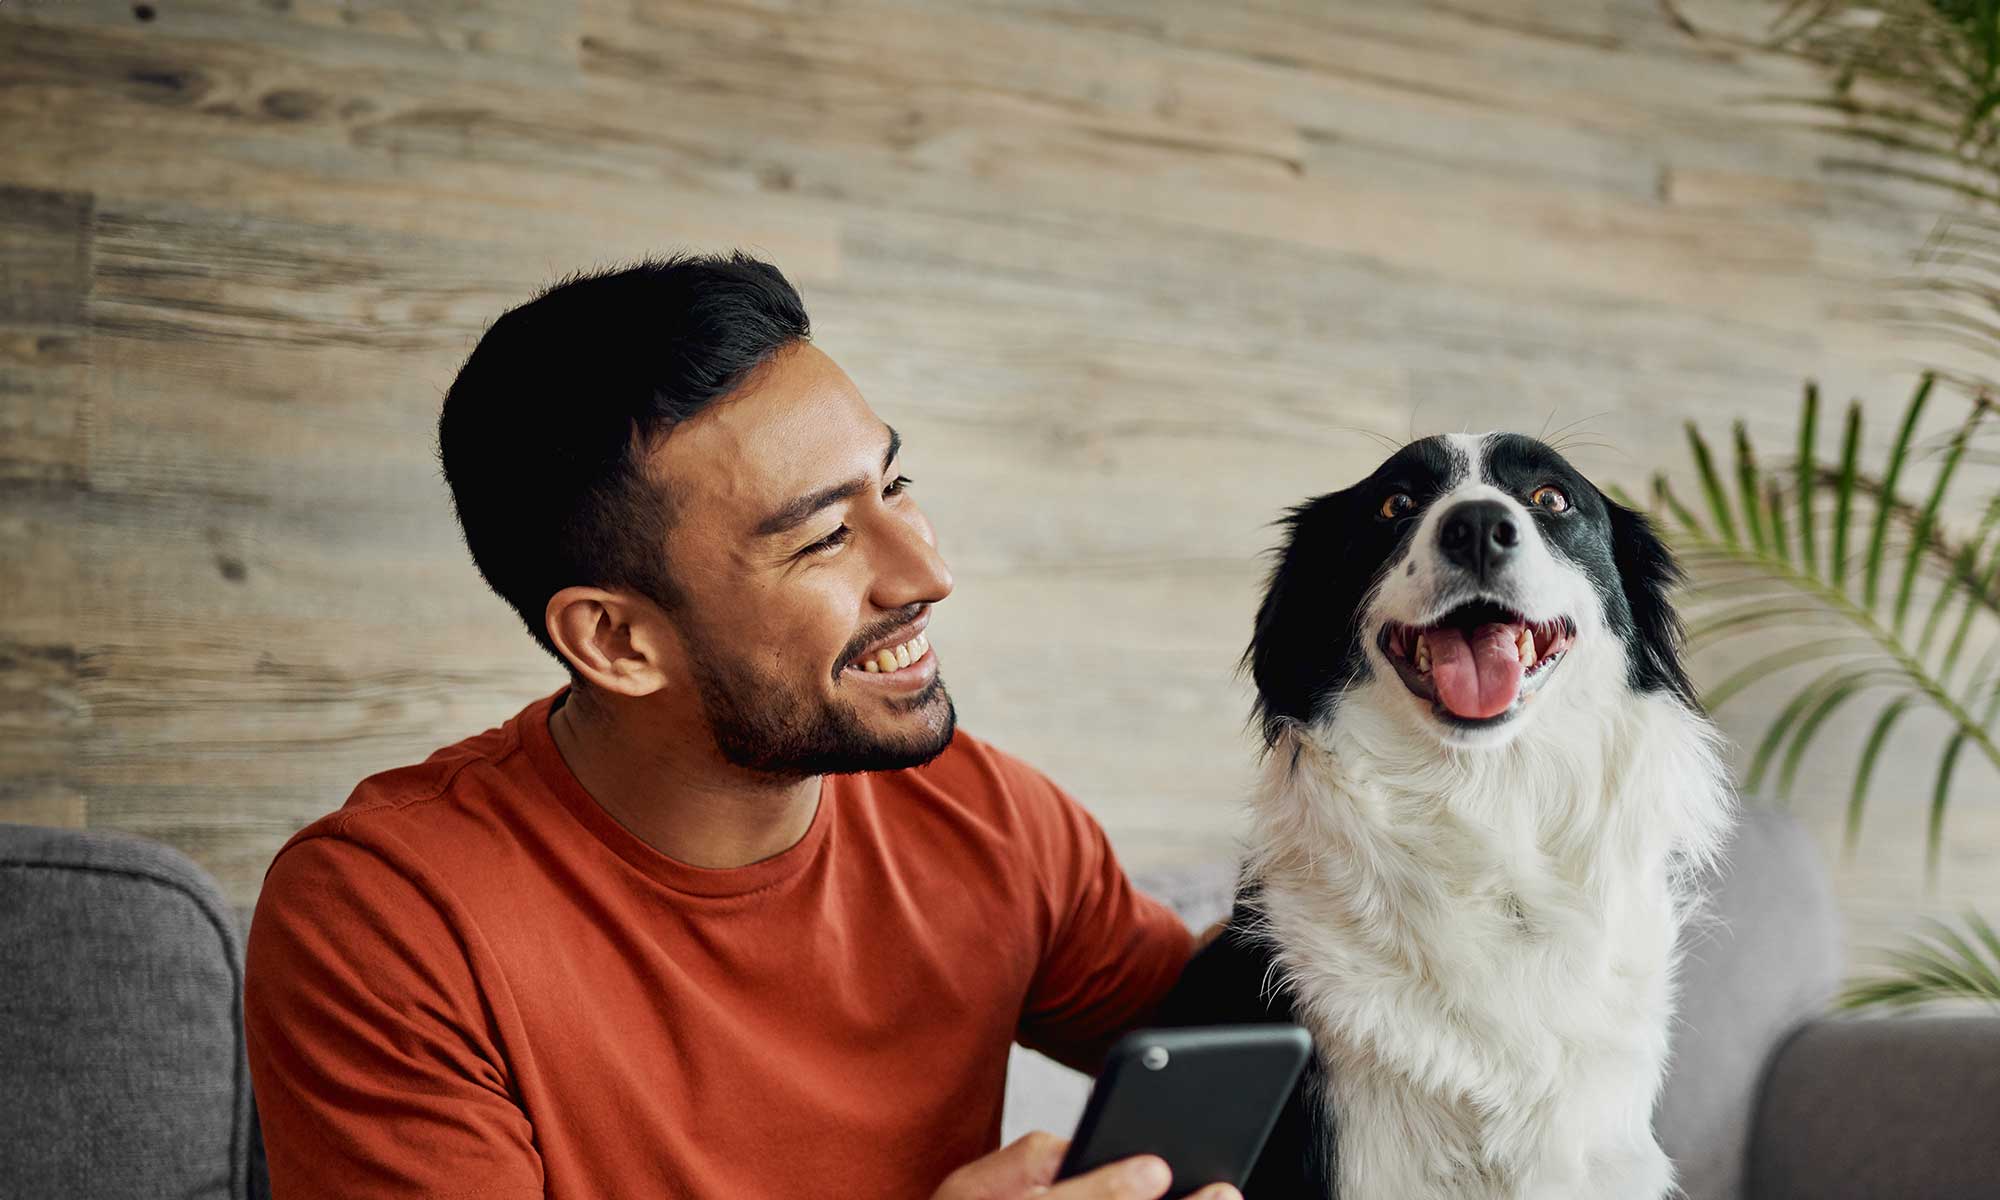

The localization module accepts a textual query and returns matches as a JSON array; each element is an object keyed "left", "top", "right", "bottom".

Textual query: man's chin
[
  {"left": 829, "top": 685, "right": 957, "bottom": 774},
  {"left": 714, "top": 682, "right": 957, "bottom": 778}
]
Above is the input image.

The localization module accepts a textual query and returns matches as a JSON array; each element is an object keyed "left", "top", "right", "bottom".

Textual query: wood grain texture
[{"left": 1, "top": 0, "right": 1993, "bottom": 966}]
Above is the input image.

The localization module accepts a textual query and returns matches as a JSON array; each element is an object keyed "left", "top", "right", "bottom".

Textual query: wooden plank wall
[{"left": 2, "top": 0, "right": 1994, "bottom": 965}]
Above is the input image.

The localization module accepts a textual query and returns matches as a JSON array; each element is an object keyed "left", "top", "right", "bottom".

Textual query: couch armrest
[{"left": 1747, "top": 1014, "right": 2000, "bottom": 1200}]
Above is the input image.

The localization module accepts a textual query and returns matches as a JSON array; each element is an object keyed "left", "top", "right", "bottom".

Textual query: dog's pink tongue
[{"left": 1427, "top": 624, "right": 1525, "bottom": 719}]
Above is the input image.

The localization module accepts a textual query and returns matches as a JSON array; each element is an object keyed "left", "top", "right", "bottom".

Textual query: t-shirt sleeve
[
  {"left": 243, "top": 830, "right": 545, "bottom": 1200},
  {"left": 1007, "top": 759, "right": 1195, "bottom": 1075}
]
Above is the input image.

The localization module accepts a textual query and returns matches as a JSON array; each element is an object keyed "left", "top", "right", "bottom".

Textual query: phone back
[{"left": 1059, "top": 1025, "right": 1312, "bottom": 1198}]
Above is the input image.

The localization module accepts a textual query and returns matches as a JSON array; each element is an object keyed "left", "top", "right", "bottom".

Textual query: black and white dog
[{"left": 1160, "top": 433, "right": 1737, "bottom": 1199}]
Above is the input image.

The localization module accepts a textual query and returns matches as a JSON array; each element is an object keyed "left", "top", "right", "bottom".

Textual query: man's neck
[{"left": 547, "top": 690, "right": 822, "bottom": 870}]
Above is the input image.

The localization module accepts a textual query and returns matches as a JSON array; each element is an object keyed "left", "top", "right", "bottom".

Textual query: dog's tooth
[
  {"left": 1518, "top": 626, "right": 1536, "bottom": 668},
  {"left": 1415, "top": 633, "right": 1430, "bottom": 673}
]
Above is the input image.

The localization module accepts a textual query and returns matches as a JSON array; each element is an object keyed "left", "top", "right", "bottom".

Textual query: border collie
[{"left": 1160, "top": 433, "right": 1737, "bottom": 1199}]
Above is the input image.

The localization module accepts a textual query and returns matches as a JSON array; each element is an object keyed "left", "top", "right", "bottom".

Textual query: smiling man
[{"left": 241, "top": 253, "right": 1225, "bottom": 1200}]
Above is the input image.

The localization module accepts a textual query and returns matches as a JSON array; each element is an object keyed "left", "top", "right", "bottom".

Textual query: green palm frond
[
  {"left": 1656, "top": 375, "right": 2000, "bottom": 880},
  {"left": 1669, "top": 3, "right": 2000, "bottom": 394},
  {"left": 1865, "top": 376, "right": 1932, "bottom": 611},
  {"left": 1838, "top": 911, "right": 2000, "bottom": 1012},
  {"left": 1770, "top": 2, "right": 2000, "bottom": 156}
]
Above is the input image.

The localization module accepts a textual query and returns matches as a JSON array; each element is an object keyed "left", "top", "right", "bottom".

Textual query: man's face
[{"left": 649, "top": 342, "right": 956, "bottom": 777}]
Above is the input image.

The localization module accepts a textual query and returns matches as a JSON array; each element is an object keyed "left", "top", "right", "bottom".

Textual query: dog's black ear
[
  {"left": 1244, "top": 489, "right": 1365, "bottom": 747},
  {"left": 1601, "top": 490, "right": 1700, "bottom": 708}
]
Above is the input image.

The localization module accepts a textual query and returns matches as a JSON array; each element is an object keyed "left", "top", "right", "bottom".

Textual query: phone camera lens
[{"left": 1141, "top": 1046, "right": 1169, "bottom": 1071}]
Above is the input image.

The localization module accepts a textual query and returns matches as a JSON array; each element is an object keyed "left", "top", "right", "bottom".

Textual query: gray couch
[{"left": 4, "top": 808, "right": 1996, "bottom": 1199}]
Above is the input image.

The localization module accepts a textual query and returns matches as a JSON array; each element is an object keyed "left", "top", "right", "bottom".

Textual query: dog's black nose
[{"left": 1437, "top": 500, "right": 1519, "bottom": 580}]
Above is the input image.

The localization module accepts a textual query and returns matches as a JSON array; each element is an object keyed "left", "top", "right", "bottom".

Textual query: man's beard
[{"left": 685, "top": 644, "right": 957, "bottom": 778}]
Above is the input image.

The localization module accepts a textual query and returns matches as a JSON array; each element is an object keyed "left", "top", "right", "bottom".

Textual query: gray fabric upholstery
[
  {"left": 0, "top": 823, "right": 260, "bottom": 1200},
  {"left": 1749, "top": 1015, "right": 2000, "bottom": 1200},
  {"left": 1657, "top": 805, "right": 1846, "bottom": 1200}
]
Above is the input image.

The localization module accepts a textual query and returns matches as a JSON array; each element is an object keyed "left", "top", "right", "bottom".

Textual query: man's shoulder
[{"left": 266, "top": 692, "right": 549, "bottom": 882}]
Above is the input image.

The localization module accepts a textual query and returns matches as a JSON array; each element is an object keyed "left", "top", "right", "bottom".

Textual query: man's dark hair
[{"left": 436, "top": 251, "right": 811, "bottom": 684}]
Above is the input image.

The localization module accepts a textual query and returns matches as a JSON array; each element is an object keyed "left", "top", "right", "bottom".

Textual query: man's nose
[
  {"left": 1437, "top": 499, "right": 1519, "bottom": 582},
  {"left": 877, "top": 508, "right": 953, "bottom": 609}
]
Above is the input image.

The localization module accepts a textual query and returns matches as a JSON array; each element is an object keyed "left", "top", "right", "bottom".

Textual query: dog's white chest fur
[{"left": 1249, "top": 678, "right": 1735, "bottom": 1200}]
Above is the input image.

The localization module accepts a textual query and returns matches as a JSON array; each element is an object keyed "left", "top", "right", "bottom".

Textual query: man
[{"left": 243, "top": 253, "right": 1236, "bottom": 1199}]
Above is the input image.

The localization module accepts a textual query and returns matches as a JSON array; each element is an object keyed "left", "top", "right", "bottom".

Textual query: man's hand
[{"left": 931, "top": 1131, "right": 1242, "bottom": 1200}]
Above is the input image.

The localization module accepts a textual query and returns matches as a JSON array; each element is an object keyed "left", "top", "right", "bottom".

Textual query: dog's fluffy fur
[{"left": 1159, "top": 433, "right": 1737, "bottom": 1199}]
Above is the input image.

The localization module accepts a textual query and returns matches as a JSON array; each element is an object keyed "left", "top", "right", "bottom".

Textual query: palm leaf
[
  {"left": 1662, "top": 382, "right": 2000, "bottom": 882},
  {"left": 1735, "top": 421, "right": 1769, "bottom": 553},
  {"left": 1839, "top": 912, "right": 2000, "bottom": 1013},
  {"left": 1832, "top": 401, "right": 1863, "bottom": 586},
  {"left": 1778, "top": 671, "right": 1894, "bottom": 802},
  {"left": 1929, "top": 730, "right": 1971, "bottom": 881},
  {"left": 1941, "top": 563, "right": 1998, "bottom": 689},
  {"left": 1864, "top": 374, "right": 1934, "bottom": 612},
  {"left": 1929, "top": 919, "right": 2000, "bottom": 998},
  {"left": 1893, "top": 376, "right": 1974, "bottom": 633},
  {"left": 1650, "top": 475, "right": 1705, "bottom": 538},
  {"left": 1765, "top": 477, "right": 1792, "bottom": 568},
  {"left": 1687, "top": 603, "right": 1843, "bottom": 649},
  {"left": 1747, "top": 664, "right": 1890, "bottom": 796},
  {"left": 1846, "top": 695, "right": 1914, "bottom": 855},
  {"left": 1686, "top": 422, "right": 1741, "bottom": 546},
  {"left": 1915, "top": 537, "right": 1979, "bottom": 659},
  {"left": 1704, "top": 637, "right": 1879, "bottom": 711},
  {"left": 1916, "top": 488, "right": 2000, "bottom": 665},
  {"left": 1798, "top": 381, "right": 1820, "bottom": 574}
]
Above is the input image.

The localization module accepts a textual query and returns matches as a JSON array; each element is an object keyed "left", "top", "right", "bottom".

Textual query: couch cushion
[
  {"left": 0, "top": 823, "right": 258, "bottom": 1200},
  {"left": 1748, "top": 1014, "right": 2000, "bottom": 1199},
  {"left": 1656, "top": 805, "right": 1843, "bottom": 1200}
]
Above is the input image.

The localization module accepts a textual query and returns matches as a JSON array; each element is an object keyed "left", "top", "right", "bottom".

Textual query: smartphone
[{"left": 1055, "top": 1024, "right": 1312, "bottom": 1198}]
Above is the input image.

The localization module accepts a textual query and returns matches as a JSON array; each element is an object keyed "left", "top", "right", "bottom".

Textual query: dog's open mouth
[{"left": 1377, "top": 600, "right": 1576, "bottom": 724}]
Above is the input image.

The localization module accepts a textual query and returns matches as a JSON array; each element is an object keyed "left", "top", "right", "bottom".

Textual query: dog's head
[{"left": 1247, "top": 432, "right": 1694, "bottom": 750}]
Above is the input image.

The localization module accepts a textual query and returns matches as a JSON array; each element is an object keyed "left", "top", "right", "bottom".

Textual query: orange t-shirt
[{"left": 243, "top": 686, "right": 1193, "bottom": 1200}]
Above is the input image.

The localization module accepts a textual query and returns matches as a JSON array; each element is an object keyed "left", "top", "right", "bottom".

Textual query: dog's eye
[
  {"left": 1531, "top": 485, "right": 1570, "bottom": 513},
  {"left": 1378, "top": 493, "right": 1414, "bottom": 520}
]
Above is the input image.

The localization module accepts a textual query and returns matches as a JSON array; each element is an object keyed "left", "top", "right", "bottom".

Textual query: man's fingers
[
  {"left": 935, "top": 1131, "right": 1068, "bottom": 1197},
  {"left": 932, "top": 1136, "right": 1240, "bottom": 1200},
  {"left": 1044, "top": 1154, "right": 1171, "bottom": 1199}
]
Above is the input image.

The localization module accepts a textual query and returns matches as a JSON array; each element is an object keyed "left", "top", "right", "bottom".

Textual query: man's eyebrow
[{"left": 753, "top": 426, "right": 902, "bottom": 538}]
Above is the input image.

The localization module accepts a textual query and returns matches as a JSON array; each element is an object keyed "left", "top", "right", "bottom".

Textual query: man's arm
[
  {"left": 1008, "top": 762, "right": 1196, "bottom": 1075},
  {"left": 244, "top": 833, "right": 544, "bottom": 1200}
]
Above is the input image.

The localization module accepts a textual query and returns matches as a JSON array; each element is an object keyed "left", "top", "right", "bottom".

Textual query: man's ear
[
  {"left": 545, "top": 586, "right": 674, "bottom": 698},
  {"left": 1601, "top": 491, "right": 1700, "bottom": 708}
]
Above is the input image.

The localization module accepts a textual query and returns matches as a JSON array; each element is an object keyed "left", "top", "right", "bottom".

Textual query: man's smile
[{"left": 842, "top": 614, "right": 936, "bottom": 685}]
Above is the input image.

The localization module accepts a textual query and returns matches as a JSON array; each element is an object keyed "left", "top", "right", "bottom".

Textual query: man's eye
[
  {"left": 804, "top": 525, "right": 851, "bottom": 556},
  {"left": 885, "top": 474, "right": 913, "bottom": 497}
]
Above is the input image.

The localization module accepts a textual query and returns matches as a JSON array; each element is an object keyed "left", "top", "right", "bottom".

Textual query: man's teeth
[{"left": 859, "top": 631, "right": 928, "bottom": 673}]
